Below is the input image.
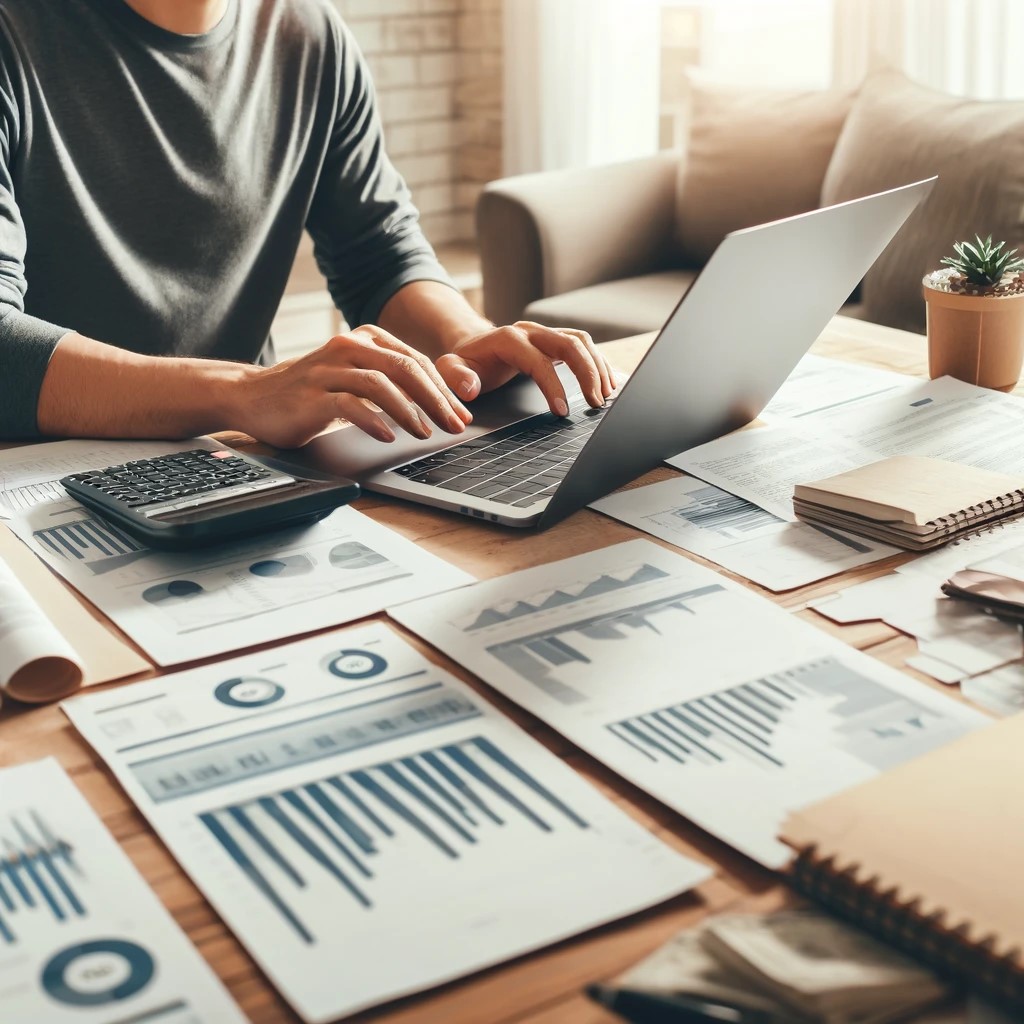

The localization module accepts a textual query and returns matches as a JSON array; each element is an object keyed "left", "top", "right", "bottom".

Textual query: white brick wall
[{"left": 332, "top": 0, "right": 503, "bottom": 246}]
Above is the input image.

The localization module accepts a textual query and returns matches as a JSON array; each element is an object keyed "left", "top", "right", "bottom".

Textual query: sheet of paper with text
[
  {"left": 64, "top": 622, "right": 709, "bottom": 1023},
  {"left": 9, "top": 502, "right": 473, "bottom": 665},
  {"left": 391, "top": 540, "right": 988, "bottom": 868},
  {"left": 0, "top": 758, "right": 244, "bottom": 1023}
]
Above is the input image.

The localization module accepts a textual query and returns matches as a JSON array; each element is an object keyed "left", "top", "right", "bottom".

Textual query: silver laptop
[{"left": 293, "top": 178, "right": 935, "bottom": 529}]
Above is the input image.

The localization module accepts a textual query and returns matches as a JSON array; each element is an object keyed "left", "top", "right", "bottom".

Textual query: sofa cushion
[
  {"left": 523, "top": 270, "right": 699, "bottom": 343},
  {"left": 676, "top": 74, "right": 853, "bottom": 266},
  {"left": 822, "top": 68, "right": 1024, "bottom": 333}
]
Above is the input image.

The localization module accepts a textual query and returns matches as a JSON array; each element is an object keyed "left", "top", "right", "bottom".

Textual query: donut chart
[
  {"left": 41, "top": 938, "right": 155, "bottom": 1007},
  {"left": 323, "top": 649, "right": 388, "bottom": 680},
  {"left": 214, "top": 677, "right": 285, "bottom": 708}
]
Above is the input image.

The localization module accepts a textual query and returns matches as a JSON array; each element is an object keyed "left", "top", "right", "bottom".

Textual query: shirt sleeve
[
  {"left": 0, "top": 36, "right": 70, "bottom": 439},
  {"left": 305, "top": 20, "right": 456, "bottom": 330}
]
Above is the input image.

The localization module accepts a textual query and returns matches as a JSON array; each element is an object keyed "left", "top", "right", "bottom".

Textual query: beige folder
[{"left": 0, "top": 525, "right": 149, "bottom": 699}]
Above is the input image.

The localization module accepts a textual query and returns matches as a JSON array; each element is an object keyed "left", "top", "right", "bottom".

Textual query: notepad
[
  {"left": 780, "top": 714, "right": 1023, "bottom": 1013},
  {"left": 792, "top": 456, "right": 1024, "bottom": 550}
]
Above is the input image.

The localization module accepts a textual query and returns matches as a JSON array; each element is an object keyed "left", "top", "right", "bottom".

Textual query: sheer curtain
[
  {"left": 833, "top": 0, "right": 1024, "bottom": 97},
  {"left": 502, "top": 0, "right": 661, "bottom": 176}
]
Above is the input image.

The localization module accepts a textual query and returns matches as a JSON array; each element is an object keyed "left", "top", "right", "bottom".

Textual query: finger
[
  {"left": 330, "top": 332, "right": 466, "bottom": 435},
  {"left": 333, "top": 393, "right": 396, "bottom": 443},
  {"left": 557, "top": 327, "right": 616, "bottom": 396},
  {"left": 353, "top": 326, "right": 473, "bottom": 423},
  {"left": 522, "top": 323, "right": 604, "bottom": 408},
  {"left": 342, "top": 368, "right": 437, "bottom": 440},
  {"left": 497, "top": 327, "right": 571, "bottom": 417},
  {"left": 435, "top": 353, "right": 483, "bottom": 401}
]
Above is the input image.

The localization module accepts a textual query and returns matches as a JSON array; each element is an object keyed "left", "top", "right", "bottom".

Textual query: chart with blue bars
[
  {"left": 608, "top": 656, "right": 958, "bottom": 773},
  {"left": 0, "top": 809, "right": 85, "bottom": 945},
  {"left": 33, "top": 513, "right": 146, "bottom": 575},
  {"left": 482, "top": 574, "right": 725, "bottom": 706},
  {"left": 200, "top": 735, "right": 589, "bottom": 945}
]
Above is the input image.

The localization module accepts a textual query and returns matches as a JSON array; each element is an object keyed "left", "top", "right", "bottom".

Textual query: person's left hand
[{"left": 434, "top": 321, "right": 618, "bottom": 417}]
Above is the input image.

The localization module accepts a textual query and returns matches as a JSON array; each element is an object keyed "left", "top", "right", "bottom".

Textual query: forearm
[
  {"left": 377, "top": 281, "right": 491, "bottom": 361},
  {"left": 36, "top": 332, "right": 254, "bottom": 439}
]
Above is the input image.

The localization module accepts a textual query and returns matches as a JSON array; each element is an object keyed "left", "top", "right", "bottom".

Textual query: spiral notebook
[
  {"left": 780, "top": 714, "right": 1023, "bottom": 1012},
  {"left": 792, "top": 456, "right": 1024, "bottom": 550}
]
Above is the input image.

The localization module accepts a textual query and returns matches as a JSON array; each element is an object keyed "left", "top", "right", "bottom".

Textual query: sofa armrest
[{"left": 476, "top": 152, "right": 680, "bottom": 327}]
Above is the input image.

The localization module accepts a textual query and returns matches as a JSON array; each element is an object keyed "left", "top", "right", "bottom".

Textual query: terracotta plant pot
[{"left": 923, "top": 280, "right": 1024, "bottom": 392}]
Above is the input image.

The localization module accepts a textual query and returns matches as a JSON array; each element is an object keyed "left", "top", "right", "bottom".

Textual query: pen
[{"left": 586, "top": 984, "right": 778, "bottom": 1024}]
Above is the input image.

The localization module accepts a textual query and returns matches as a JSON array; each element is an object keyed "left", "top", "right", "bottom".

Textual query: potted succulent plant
[{"left": 923, "top": 234, "right": 1024, "bottom": 391}]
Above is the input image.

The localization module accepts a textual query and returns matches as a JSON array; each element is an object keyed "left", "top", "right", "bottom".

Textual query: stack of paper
[
  {"left": 617, "top": 911, "right": 948, "bottom": 1024},
  {"left": 811, "top": 525, "right": 1024, "bottom": 686}
]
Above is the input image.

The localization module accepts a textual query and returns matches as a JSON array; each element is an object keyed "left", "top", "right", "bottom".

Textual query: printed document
[
  {"left": 0, "top": 438, "right": 215, "bottom": 516},
  {"left": 671, "top": 376, "right": 1024, "bottom": 522},
  {"left": 0, "top": 758, "right": 244, "bottom": 1023},
  {"left": 668, "top": 421, "right": 875, "bottom": 521},
  {"left": 10, "top": 502, "right": 472, "bottom": 666},
  {"left": 391, "top": 540, "right": 986, "bottom": 868},
  {"left": 814, "top": 375, "right": 1024, "bottom": 471},
  {"left": 761, "top": 354, "right": 916, "bottom": 421},
  {"left": 591, "top": 476, "right": 898, "bottom": 592},
  {"left": 64, "top": 623, "right": 709, "bottom": 1023}
]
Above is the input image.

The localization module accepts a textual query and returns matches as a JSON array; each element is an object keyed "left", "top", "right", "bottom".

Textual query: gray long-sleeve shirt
[{"left": 0, "top": 0, "right": 452, "bottom": 437}]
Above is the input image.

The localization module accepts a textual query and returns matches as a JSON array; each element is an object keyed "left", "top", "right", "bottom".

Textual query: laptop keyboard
[{"left": 391, "top": 395, "right": 611, "bottom": 507}]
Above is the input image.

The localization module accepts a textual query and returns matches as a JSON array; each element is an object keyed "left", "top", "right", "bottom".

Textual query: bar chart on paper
[
  {"left": 67, "top": 624, "right": 709, "bottom": 1022},
  {"left": 2, "top": 478, "right": 65, "bottom": 514},
  {"left": 0, "top": 808, "right": 85, "bottom": 945},
  {"left": 391, "top": 539, "right": 988, "bottom": 868},
  {"left": 199, "top": 736, "right": 589, "bottom": 944},
  {"left": 32, "top": 512, "right": 146, "bottom": 574},
  {"left": 608, "top": 657, "right": 962, "bottom": 774},
  {"left": 0, "top": 759, "right": 245, "bottom": 1024}
]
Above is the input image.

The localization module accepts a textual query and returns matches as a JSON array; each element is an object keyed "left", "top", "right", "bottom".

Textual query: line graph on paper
[
  {"left": 0, "top": 809, "right": 86, "bottom": 944},
  {"left": 199, "top": 736, "right": 589, "bottom": 944},
  {"left": 471, "top": 570, "right": 726, "bottom": 706}
]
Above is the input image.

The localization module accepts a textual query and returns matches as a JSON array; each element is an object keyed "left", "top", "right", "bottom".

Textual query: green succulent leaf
[{"left": 941, "top": 233, "right": 1024, "bottom": 286}]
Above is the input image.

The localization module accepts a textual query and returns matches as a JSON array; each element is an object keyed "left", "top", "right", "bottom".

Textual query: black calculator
[{"left": 61, "top": 447, "right": 360, "bottom": 550}]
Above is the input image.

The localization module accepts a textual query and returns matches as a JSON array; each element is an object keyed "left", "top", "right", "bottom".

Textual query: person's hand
[
  {"left": 434, "top": 321, "right": 618, "bottom": 416},
  {"left": 235, "top": 326, "right": 472, "bottom": 448}
]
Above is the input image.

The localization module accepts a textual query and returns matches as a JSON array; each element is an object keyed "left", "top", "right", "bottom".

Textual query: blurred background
[{"left": 278, "top": 0, "right": 1024, "bottom": 354}]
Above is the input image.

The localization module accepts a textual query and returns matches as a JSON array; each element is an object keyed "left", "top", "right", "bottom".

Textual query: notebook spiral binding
[
  {"left": 933, "top": 489, "right": 1024, "bottom": 530},
  {"left": 790, "top": 847, "right": 1024, "bottom": 1012}
]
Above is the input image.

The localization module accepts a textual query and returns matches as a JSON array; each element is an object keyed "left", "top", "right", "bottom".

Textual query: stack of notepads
[{"left": 792, "top": 456, "right": 1024, "bottom": 551}]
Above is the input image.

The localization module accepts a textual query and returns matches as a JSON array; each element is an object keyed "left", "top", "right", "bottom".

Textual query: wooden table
[{"left": 0, "top": 315, "right": 979, "bottom": 1023}]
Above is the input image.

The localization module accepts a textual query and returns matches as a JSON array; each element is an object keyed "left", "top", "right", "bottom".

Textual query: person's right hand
[{"left": 235, "top": 326, "right": 473, "bottom": 448}]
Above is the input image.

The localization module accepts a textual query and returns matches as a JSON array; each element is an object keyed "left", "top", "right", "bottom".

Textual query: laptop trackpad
[{"left": 289, "top": 367, "right": 578, "bottom": 482}]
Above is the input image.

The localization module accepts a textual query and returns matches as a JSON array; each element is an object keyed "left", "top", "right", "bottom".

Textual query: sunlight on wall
[{"left": 694, "top": 0, "right": 834, "bottom": 89}]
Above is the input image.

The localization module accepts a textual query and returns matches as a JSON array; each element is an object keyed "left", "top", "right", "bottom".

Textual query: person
[{"left": 0, "top": 0, "right": 615, "bottom": 448}]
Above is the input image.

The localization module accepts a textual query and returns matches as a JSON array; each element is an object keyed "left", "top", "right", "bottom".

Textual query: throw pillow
[
  {"left": 675, "top": 73, "right": 853, "bottom": 266},
  {"left": 821, "top": 68, "right": 1024, "bottom": 333}
]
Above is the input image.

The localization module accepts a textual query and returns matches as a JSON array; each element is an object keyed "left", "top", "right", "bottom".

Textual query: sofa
[{"left": 476, "top": 69, "right": 1024, "bottom": 342}]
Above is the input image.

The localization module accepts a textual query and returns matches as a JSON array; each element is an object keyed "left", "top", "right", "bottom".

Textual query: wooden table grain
[{"left": 0, "top": 315, "right": 981, "bottom": 1023}]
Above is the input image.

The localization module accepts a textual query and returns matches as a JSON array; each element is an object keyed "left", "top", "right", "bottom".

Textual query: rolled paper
[{"left": 0, "top": 555, "right": 84, "bottom": 703}]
